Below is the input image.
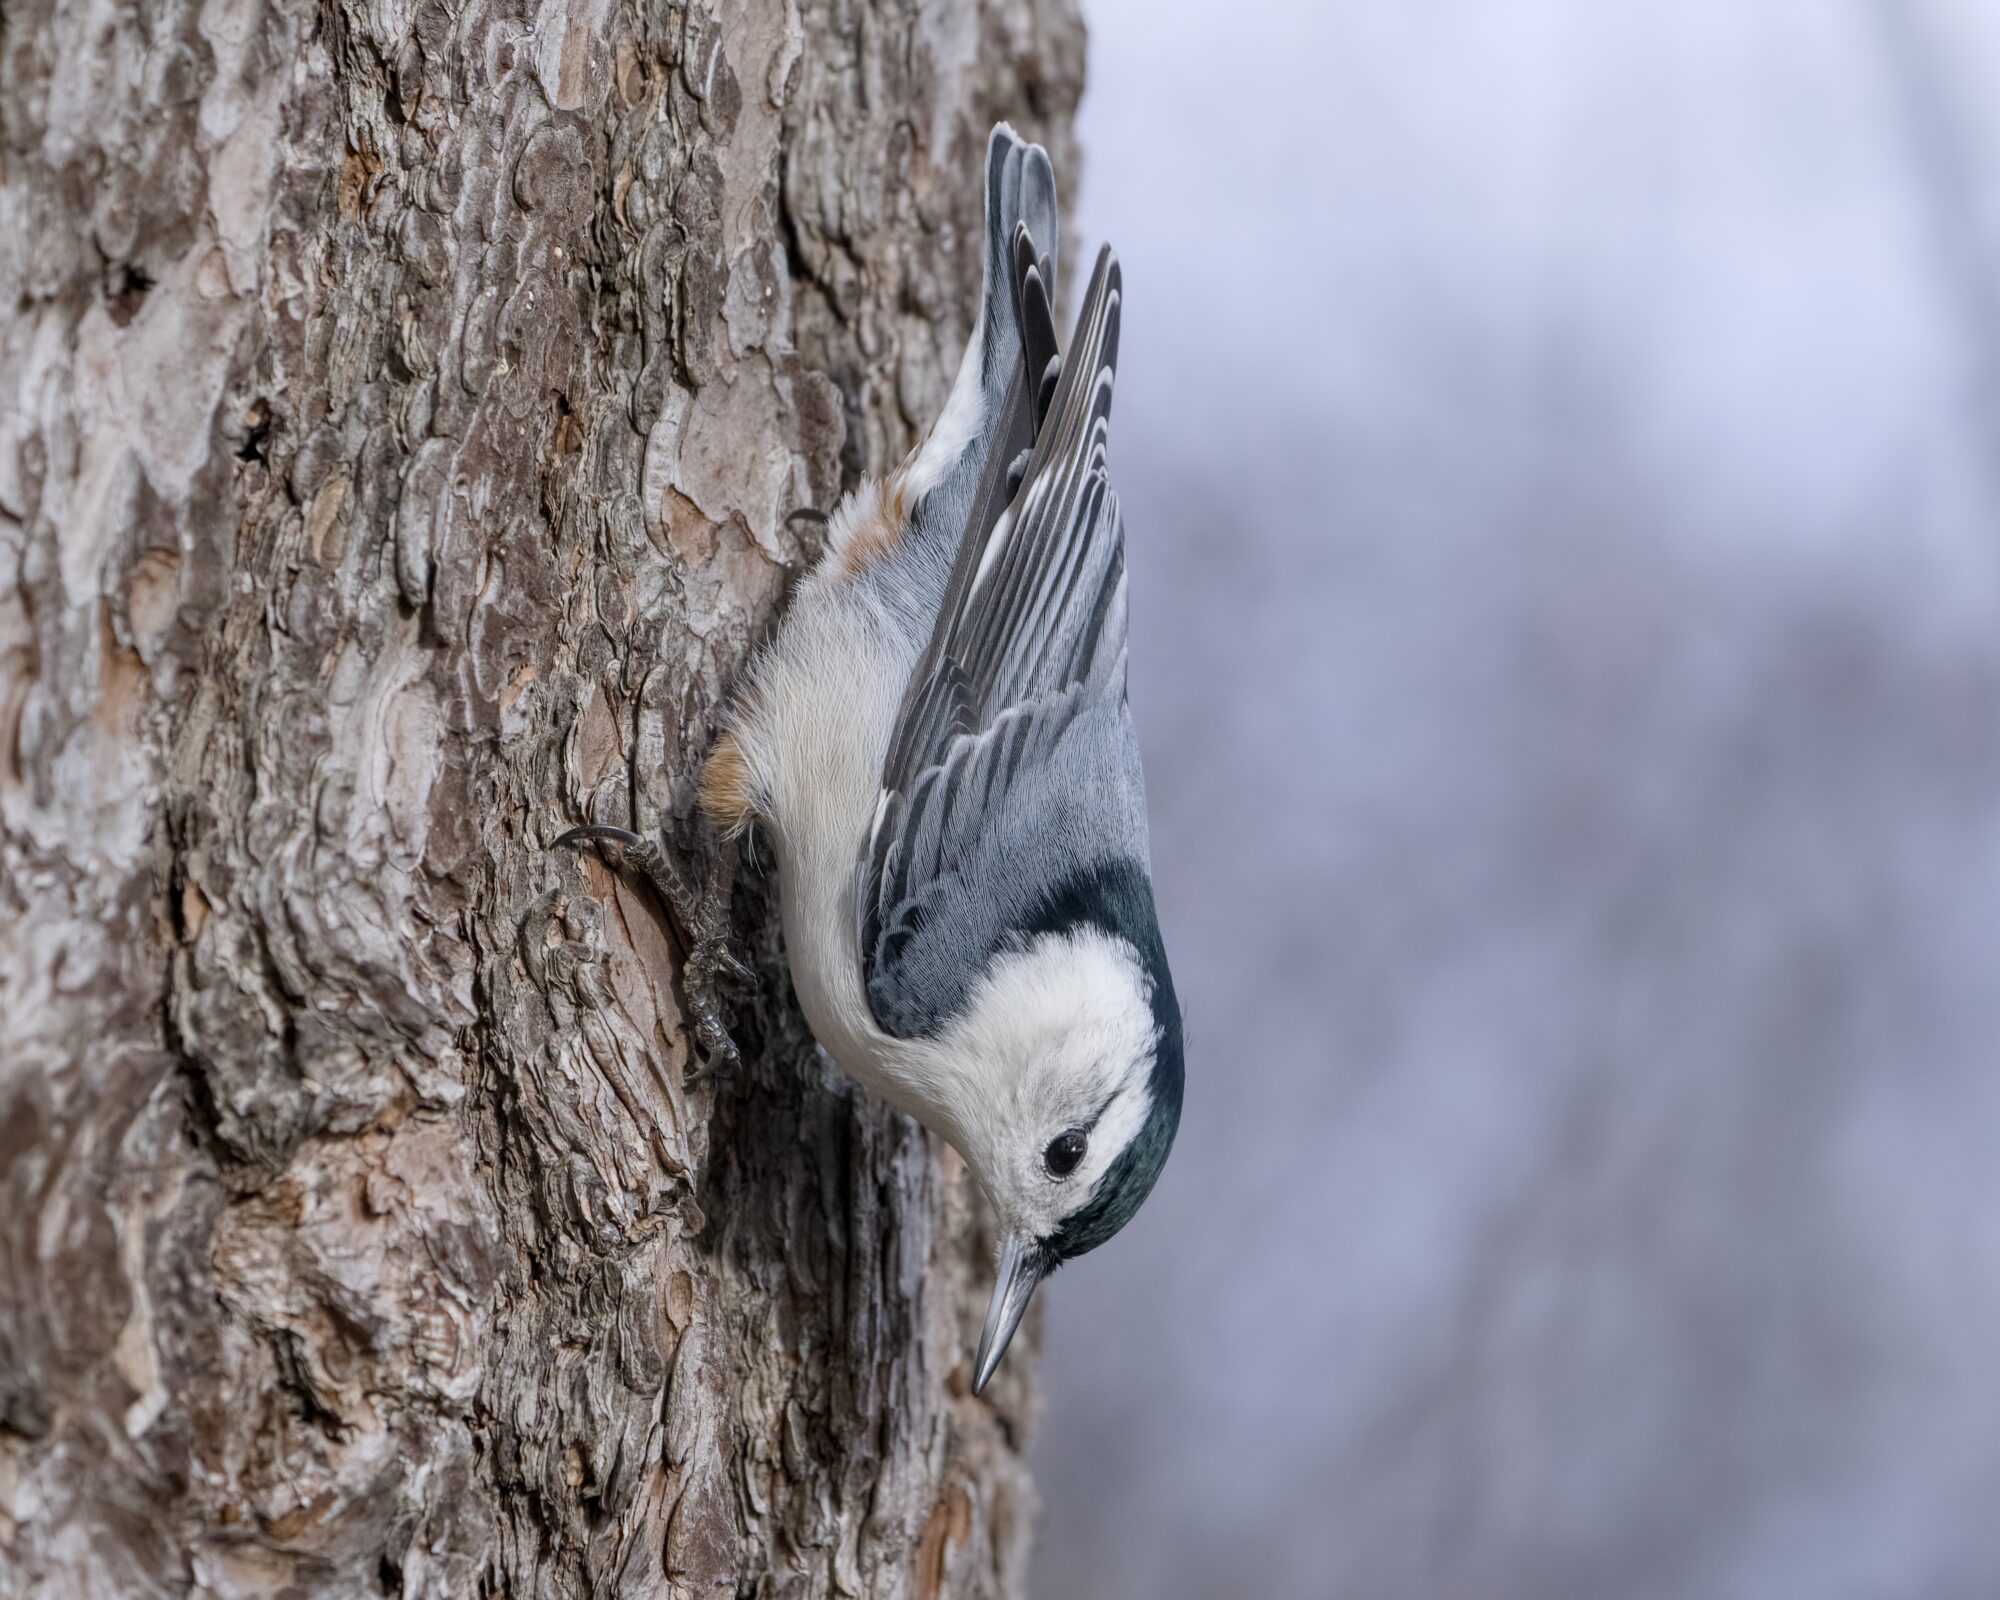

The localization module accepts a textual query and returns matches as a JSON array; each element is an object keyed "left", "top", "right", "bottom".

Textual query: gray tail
[
  {"left": 896, "top": 126, "right": 1062, "bottom": 578},
  {"left": 979, "top": 124, "right": 1061, "bottom": 413}
]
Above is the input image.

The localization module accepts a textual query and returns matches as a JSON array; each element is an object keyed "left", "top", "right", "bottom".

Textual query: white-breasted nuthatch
[{"left": 682, "top": 125, "right": 1181, "bottom": 1393}]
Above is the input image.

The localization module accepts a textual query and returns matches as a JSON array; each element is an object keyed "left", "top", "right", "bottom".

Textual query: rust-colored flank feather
[
  {"left": 838, "top": 472, "right": 910, "bottom": 576},
  {"left": 698, "top": 730, "right": 758, "bottom": 837}
]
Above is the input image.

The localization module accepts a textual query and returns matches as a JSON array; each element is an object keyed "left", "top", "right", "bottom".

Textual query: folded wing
[{"left": 862, "top": 246, "right": 1134, "bottom": 1039}]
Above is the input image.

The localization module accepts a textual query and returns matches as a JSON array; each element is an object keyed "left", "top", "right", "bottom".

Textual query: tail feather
[
  {"left": 980, "top": 125, "right": 1060, "bottom": 405},
  {"left": 899, "top": 125, "right": 1062, "bottom": 511},
  {"left": 1013, "top": 220, "right": 1062, "bottom": 436}
]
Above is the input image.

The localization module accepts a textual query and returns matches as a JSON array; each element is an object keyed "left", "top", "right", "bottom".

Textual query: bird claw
[
  {"left": 555, "top": 823, "right": 751, "bottom": 1079},
  {"left": 678, "top": 928, "right": 746, "bottom": 1081}
]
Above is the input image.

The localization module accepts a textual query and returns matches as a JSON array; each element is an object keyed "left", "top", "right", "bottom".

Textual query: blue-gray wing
[{"left": 861, "top": 246, "right": 1145, "bottom": 1038}]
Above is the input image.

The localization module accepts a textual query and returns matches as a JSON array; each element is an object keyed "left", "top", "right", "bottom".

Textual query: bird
[{"left": 568, "top": 124, "right": 1182, "bottom": 1395}]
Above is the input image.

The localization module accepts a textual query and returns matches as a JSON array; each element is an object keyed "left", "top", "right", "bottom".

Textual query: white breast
[{"left": 722, "top": 561, "right": 934, "bottom": 1113}]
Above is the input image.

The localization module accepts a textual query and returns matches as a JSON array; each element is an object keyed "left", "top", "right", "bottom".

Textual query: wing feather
[{"left": 862, "top": 248, "right": 1133, "bottom": 1037}]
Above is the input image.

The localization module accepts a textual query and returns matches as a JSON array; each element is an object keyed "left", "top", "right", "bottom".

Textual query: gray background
[{"left": 1032, "top": 3, "right": 2000, "bottom": 1596}]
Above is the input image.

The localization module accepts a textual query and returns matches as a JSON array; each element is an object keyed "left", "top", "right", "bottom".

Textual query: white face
[{"left": 920, "top": 927, "right": 1161, "bottom": 1245}]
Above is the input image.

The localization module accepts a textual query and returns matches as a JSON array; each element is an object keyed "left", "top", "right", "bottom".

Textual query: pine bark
[{"left": 0, "top": 0, "right": 1081, "bottom": 1594}]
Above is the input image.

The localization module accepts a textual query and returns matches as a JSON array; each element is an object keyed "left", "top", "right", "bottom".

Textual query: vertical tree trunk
[{"left": 0, "top": 0, "right": 1081, "bottom": 1593}]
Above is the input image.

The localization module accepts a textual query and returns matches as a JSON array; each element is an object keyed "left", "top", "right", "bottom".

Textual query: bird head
[{"left": 922, "top": 909, "right": 1182, "bottom": 1394}]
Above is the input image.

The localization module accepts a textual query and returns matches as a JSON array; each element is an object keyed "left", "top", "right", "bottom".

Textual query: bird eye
[{"left": 1043, "top": 1129, "right": 1088, "bottom": 1178}]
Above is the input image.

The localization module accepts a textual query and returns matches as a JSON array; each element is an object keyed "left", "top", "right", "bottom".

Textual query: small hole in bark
[
  {"left": 237, "top": 400, "right": 273, "bottom": 464},
  {"left": 106, "top": 265, "right": 153, "bottom": 327}
]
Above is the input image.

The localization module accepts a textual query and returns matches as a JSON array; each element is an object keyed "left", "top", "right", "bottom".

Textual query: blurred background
[{"left": 1032, "top": 2, "right": 2000, "bottom": 1596}]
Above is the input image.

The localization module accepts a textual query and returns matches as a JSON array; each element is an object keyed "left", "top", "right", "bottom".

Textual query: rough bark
[{"left": 0, "top": 0, "right": 1082, "bottom": 1593}]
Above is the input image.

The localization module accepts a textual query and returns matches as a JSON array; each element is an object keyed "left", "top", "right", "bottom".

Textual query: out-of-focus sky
[{"left": 1032, "top": 3, "right": 2000, "bottom": 1596}]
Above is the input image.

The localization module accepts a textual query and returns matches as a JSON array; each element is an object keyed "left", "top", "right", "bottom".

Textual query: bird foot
[{"left": 554, "top": 824, "right": 751, "bottom": 1080}]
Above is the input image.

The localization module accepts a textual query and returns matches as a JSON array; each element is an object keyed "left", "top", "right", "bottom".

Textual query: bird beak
[{"left": 972, "top": 1233, "right": 1047, "bottom": 1395}]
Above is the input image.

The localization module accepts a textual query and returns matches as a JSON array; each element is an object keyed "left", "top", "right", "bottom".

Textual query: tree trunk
[{"left": 0, "top": 0, "right": 1081, "bottom": 1592}]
